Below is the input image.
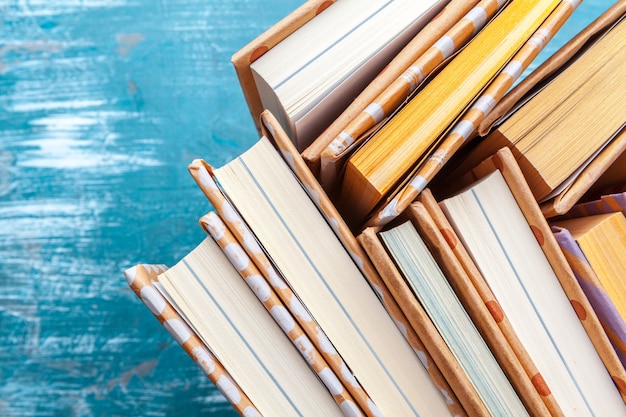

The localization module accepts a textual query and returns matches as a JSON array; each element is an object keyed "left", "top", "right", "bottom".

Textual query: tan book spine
[
  {"left": 410, "top": 194, "right": 562, "bottom": 417},
  {"left": 468, "top": 147, "right": 626, "bottom": 402},
  {"left": 199, "top": 211, "right": 365, "bottom": 416},
  {"left": 541, "top": 128, "right": 626, "bottom": 218},
  {"left": 124, "top": 264, "right": 260, "bottom": 416}
]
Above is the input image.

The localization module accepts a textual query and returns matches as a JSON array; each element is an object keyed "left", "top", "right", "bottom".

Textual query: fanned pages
[
  {"left": 188, "top": 135, "right": 456, "bottom": 416},
  {"left": 439, "top": 147, "right": 626, "bottom": 413},
  {"left": 124, "top": 264, "right": 260, "bottom": 416},
  {"left": 416, "top": 189, "right": 563, "bottom": 417},
  {"left": 366, "top": 0, "right": 580, "bottom": 227},
  {"left": 540, "top": 130, "right": 626, "bottom": 218},
  {"left": 157, "top": 238, "right": 345, "bottom": 416},
  {"left": 188, "top": 150, "right": 466, "bottom": 417},
  {"left": 199, "top": 211, "right": 366, "bottom": 416},
  {"left": 455, "top": 149, "right": 626, "bottom": 402}
]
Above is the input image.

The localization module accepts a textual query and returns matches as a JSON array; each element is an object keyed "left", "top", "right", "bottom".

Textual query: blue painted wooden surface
[{"left": 0, "top": 1, "right": 613, "bottom": 416}]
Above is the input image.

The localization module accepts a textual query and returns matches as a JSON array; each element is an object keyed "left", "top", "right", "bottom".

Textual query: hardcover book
[{"left": 438, "top": 147, "right": 626, "bottom": 412}]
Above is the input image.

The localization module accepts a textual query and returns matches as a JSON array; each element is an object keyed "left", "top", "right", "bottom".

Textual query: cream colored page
[
  {"left": 440, "top": 171, "right": 626, "bottom": 417},
  {"left": 214, "top": 139, "right": 453, "bottom": 417},
  {"left": 159, "top": 238, "right": 344, "bottom": 417}
]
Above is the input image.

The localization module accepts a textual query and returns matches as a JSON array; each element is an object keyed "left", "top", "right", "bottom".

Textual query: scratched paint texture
[{"left": 0, "top": 1, "right": 611, "bottom": 416}]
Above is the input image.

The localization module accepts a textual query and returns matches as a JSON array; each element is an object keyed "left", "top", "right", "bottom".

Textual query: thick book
[
  {"left": 551, "top": 224, "right": 626, "bottom": 369},
  {"left": 437, "top": 147, "right": 626, "bottom": 413},
  {"left": 359, "top": 219, "right": 535, "bottom": 417},
  {"left": 459, "top": 2, "right": 626, "bottom": 217},
  {"left": 235, "top": 0, "right": 446, "bottom": 152},
  {"left": 154, "top": 238, "right": 347, "bottom": 416},
  {"left": 407, "top": 194, "right": 563, "bottom": 417},
  {"left": 364, "top": 0, "right": 580, "bottom": 228},
  {"left": 337, "top": 0, "right": 561, "bottom": 227},
  {"left": 186, "top": 125, "right": 458, "bottom": 415}
]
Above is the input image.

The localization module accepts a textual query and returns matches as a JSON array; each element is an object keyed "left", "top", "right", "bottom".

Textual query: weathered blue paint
[{"left": 0, "top": 1, "right": 612, "bottom": 416}]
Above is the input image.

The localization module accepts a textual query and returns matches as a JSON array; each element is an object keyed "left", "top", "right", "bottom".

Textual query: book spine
[
  {"left": 358, "top": 227, "right": 487, "bottom": 417},
  {"left": 566, "top": 192, "right": 626, "bottom": 217},
  {"left": 600, "top": 191, "right": 626, "bottom": 214},
  {"left": 199, "top": 211, "right": 366, "bottom": 417},
  {"left": 124, "top": 264, "right": 260, "bottom": 416},
  {"left": 366, "top": 0, "right": 580, "bottom": 228},
  {"left": 541, "top": 129, "right": 626, "bottom": 218},
  {"left": 410, "top": 197, "right": 563, "bottom": 417},
  {"left": 302, "top": 0, "right": 481, "bottom": 174},
  {"left": 260, "top": 109, "right": 468, "bottom": 417},
  {"left": 473, "top": 148, "right": 626, "bottom": 402},
  {"left": 188, "top": 161, "right": 381, "bottom": 417},
  {"left": 318, "top": 0, "right": 506, "bottom": 190}
]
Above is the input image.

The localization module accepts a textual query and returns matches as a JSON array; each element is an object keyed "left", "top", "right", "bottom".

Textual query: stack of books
[{"left": 125, "top": 1, "right": 626, "bottom": 415}]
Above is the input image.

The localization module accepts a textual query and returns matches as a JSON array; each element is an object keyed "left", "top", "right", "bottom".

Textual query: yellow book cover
[{"left": 339, "top": 0, "right": 561, "bottom": 226}]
